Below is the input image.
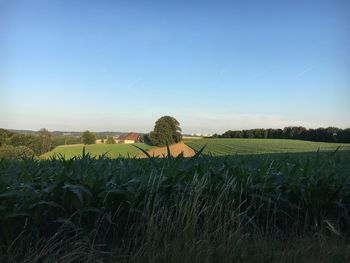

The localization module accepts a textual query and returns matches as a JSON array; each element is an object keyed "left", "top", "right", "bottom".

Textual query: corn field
[{"left": 1, "top": 149, "right": 350, "bottom": 262}]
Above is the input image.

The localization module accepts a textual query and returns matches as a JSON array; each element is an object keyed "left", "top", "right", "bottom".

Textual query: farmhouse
[{"left": 115, "top": 133, "right": 141, "bottom": 144}]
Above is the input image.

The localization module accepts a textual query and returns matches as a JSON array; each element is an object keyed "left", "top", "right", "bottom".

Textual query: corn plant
[{"left": 1, "top": 149, "right": 350, "bottom": 261}]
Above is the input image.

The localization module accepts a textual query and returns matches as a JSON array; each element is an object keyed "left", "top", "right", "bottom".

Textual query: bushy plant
[
  {"left": 0, "top": 129, "right": 13, "bottom": 147},
  {"left": 81, "top": 130, "right": 96, "bottom": 144},
  {"left": 7, "top": 133, "right": 41, "bottom": 155},
  {"left": 37, "top": 128, "right": 53, "bottom": 154},
  {"left": 0, "top": 145, "right": 35, "bottom": 159},
  {"left": 106, "top": 136, "right": 115, "bottom": 144}
]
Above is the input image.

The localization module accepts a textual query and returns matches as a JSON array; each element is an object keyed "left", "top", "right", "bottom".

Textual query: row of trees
[
  {"left": 81, "top": 130, "right": 116, "bottom": 144},
  {"left": 0, "top": 128, "right": 100, "bottom": 159},
  {"left": 82, "top": 116, "right": 183, "bottom": 147},
  {"left": 0, "top": 145, "right": 35, "bottom": 159},
  {"left": 215, "top": 126, "right": 350, "bottom": 143},
  {"left": 0, "top": 117, "right": 183, "bottom": 159},
  {"left": 0, "top": 128, "right": 53, "bottom": 156}
]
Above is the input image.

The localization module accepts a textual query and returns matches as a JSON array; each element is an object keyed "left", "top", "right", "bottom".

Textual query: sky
[{"left": 1, "top": 0, "right": 349, "bottom": 134}]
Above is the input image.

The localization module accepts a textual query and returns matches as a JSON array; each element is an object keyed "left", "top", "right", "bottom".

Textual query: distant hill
[
  {"left": 7, "top": 129, "right": 143, "bottom": 138},
  {"left": 8, "top": 129, "right": 38, "bottom": 135}
]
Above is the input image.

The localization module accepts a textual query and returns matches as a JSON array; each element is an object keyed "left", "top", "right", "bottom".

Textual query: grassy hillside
[
  {"left": 41, "top": 143, "right": 153, "bottom": 159},
  {"left": 42, "top": 139, "right": 350, "bottom": 159},
  {"left": 185, "top": 138, "right": 350, "bottom": 156}
]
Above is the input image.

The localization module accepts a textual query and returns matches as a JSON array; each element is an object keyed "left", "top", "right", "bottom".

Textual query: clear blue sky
[{"left": 1, "top": 0, "right": 349, "bottom": 134}]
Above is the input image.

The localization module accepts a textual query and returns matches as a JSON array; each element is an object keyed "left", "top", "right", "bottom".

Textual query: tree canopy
[
  {"left": 0, "top": 128, "right": 13, "bottom": 147},
  {"left": 38, "top": 128, "right": 53, "bottom": 154},
  {"left": 81, "top": 131, "right": 96, "bottom": 145},
  {"left": 149, "top": 116, "right": 182, "bottom": 146},
  {"left": 7, "top": 133, "right": 42, "bottom": 155},
  {"left": 106, "top": 136, "right": 115, "bottom": 144},
  {"left": 0, "top": 145, "right": 35, "bottom": 160},
  {"left": 219, "top": 127, "right": 350, "bottom": 143}
]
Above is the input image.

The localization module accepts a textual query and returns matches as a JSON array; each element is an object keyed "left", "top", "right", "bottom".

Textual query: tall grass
[{"left": 1, "top": 150, "right": 350, "bottom": 262}]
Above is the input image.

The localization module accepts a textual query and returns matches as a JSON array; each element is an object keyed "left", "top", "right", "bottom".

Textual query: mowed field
[
  {"left": 42, "top": 139, "right": 350, "bottom": 159},
  {"left": 41, "top": 143, "right": 153, "bottom": 159},
  {"left": 139, "top": 142, "right": 195, "bottom": 157},
  {"left": 185, "top": 138, "right": 350, "bottom": 156}
]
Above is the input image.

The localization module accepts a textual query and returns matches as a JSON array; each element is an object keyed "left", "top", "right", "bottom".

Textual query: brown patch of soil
[{"left": 138, "top": 142, "right": 195, "bottom": 158}]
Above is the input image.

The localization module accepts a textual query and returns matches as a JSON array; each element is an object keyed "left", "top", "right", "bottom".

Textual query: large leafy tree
[
  {"left": 81, "top": 130, "right": 96, "bottom": 145},
  {"left": 149, "top": 116, "right": 182, "bottom": 146},
  {"left": 38, "top": 128, "right": 53, "bottom": 154}
]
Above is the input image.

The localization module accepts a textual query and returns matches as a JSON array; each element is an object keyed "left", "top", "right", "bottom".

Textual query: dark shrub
[{"left": 0, "top": 145, "right": 35, "bottom": 160}]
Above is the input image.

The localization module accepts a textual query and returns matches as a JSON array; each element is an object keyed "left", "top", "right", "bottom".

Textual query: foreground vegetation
[
  {"left": 1, "top": 149, "right": 350, "bottom": 262},
  {"left": 186, "top": 138, "right": 350, "bottom": 156},
  {"left": 41, "top": 143, "right": 153, "bottom": 159}
]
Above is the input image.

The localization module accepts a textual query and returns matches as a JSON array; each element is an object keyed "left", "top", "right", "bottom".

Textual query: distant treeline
[
  {"left": 8, "top": 129, "right": 126, "bottom": 138},
  {"left": 214, "top": 127, "right": 350, "bottom": 143},
  {"left": 0, "top": 128, "right": 144, "bottom": 159},
  {"left": 0, "top": 128, "right": 83, "bottom": 159}
]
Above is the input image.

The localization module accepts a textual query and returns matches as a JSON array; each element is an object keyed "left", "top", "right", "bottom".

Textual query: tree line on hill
[
  {"left": 80, "top": 116, "right": 183, "bottom": 147},
  {"left": 0, "top": 115, "right": 183, "bottom": 159},
  {"left": 8, "top": 129, "right": 124, "bottom": 138},
  {"left": 0, "top": 128, "right": 140, "bottom": 159},
  {"left": 213, "top": 126, "right": 350, "bottom": 143},
  {"left": 0, "top": 128, "right": 86, "bottom": 159},
  {"left": 2, "top": 121, "right": 348, "bottom": 160}
]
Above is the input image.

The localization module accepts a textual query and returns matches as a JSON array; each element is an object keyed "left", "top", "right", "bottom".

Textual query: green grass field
[
  {"left": 185, "top": 138, "right": 350, "bottom": 155},
  {"left": 41, "top": 143, "right": 153, "bottom": 159},
  {"left": 43, "top": 139, "right": 350, "bottom": 159}
]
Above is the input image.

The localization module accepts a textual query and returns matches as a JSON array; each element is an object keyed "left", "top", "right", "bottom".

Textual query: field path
[{"left": 138, "top": 142, "right": 195, "bottom": 158}]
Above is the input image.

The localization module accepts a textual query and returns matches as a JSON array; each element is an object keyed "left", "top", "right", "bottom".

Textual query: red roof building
[{"left": 115, "top": 133, "right": 141, "bottom": 144}]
